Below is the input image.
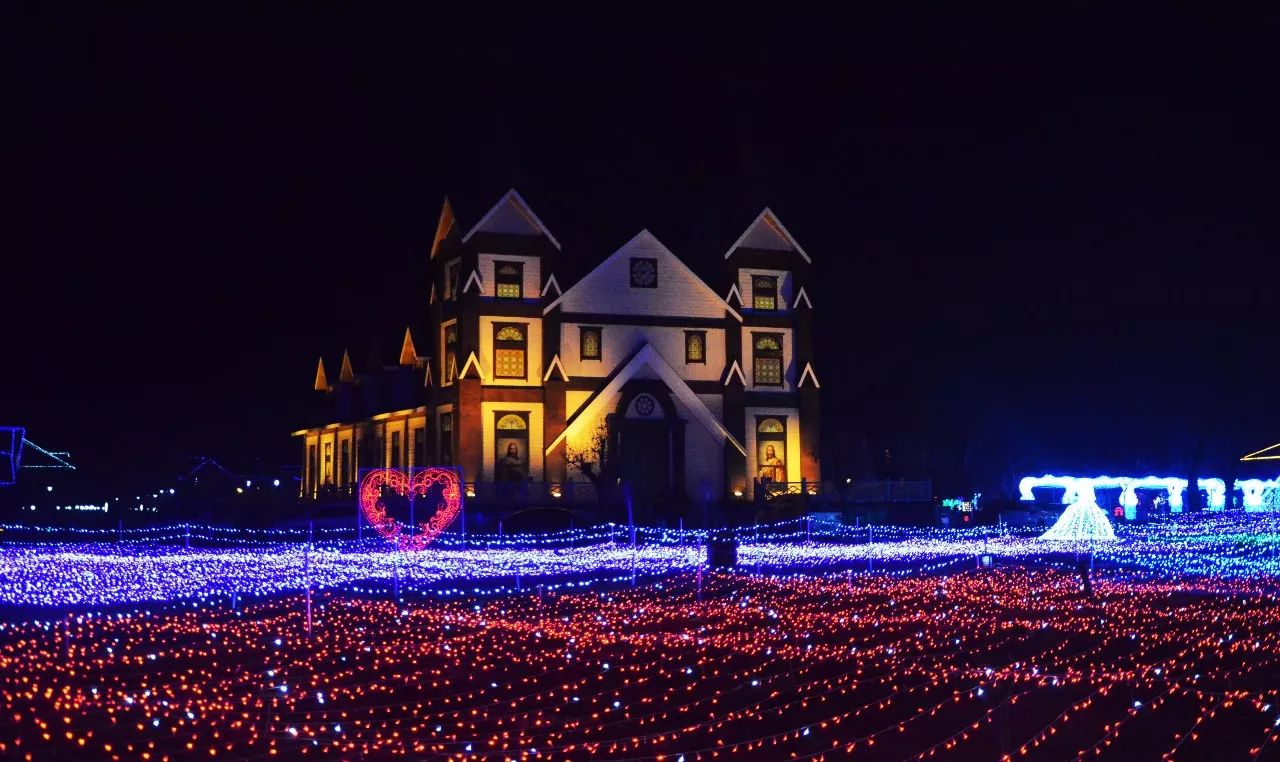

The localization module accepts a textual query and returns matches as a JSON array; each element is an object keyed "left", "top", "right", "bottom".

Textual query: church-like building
[{"left": 295, "top": 190, "right": 821, "bottom": 509}]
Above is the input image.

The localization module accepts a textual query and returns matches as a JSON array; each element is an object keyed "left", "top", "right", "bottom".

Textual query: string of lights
[{"left": 1, "top": 567, "right": 1276, "bottom": 760}]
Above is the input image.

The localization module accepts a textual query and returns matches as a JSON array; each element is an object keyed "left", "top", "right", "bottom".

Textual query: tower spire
[
  {"left": 399, "top": 327, "right": 419, "bottom": 366},
  {"left": 339, "top": 350, "right": 355, "bottom": 383},
  {"left": 313, "top": 357, "right": 329, "bottom": 391}
]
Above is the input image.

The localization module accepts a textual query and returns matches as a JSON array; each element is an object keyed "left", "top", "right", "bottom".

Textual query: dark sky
[{"left": 6, "top": 5, "right": 1279, "bottom": 491}]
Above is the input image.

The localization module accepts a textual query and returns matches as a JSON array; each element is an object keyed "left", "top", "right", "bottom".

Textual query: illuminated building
[{"left": 294, "top": 190, "right": 821, "bottom": 508}]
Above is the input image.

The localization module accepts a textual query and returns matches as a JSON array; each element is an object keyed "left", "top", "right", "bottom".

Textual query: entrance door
[{"left": 617, "top": 419, "right": 670, "bottom": 501}]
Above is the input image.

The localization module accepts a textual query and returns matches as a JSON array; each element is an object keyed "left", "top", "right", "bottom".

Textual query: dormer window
[
  {"left": 495, "top": 261, "right": 523, "bottom": 299},
  {"left": 753, "top": 275, "right": 778, "bottom": 310}
]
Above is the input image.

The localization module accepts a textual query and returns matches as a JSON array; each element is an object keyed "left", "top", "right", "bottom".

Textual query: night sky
[{"left": 6, "top": 6, "right": 1279, "bottom": 495}]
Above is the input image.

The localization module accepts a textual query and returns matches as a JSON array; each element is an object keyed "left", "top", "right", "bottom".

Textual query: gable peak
[
  {"left": 461, "top": 189, "right": 561, "bottom": 249},
  {"left": 724, "top": 208, "right": 811, "bottom": 263}
]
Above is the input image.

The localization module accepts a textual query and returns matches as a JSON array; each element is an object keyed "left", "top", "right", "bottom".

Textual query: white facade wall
[
  {"left": 684, "top": 416, "right": 724, "bottom": 500},
  {"left": 560, "top": 323, "right": 726, "bottom": 381}
]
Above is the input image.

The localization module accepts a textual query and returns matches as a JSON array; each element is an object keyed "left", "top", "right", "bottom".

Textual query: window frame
[
  {"left": 493, "top": 322, "right": 528, "bottom": 379},
  {"left": 444, "top": 259, "right": 460, "bottom": 301},
  {"left": 494, "top": 260, "right": 523, "bottom": 300},
  {"left": 439, "top": 413, "right": 454, "bottom": 465},
  {"left": 752, "top": 332, "right": 784, "bottom": 387},
  {"left": 580, "top": 326, "right": 603, "bottom": 361},
  {"left": 752, "top": 275, "right": 779, "bottom": 311},
  {"left": 684, "top": 330, "right": 707, "bottom": 364},
  {"left": 340, "top": 439, "right": 350, "bottom": 487},
  {"left": 442, "top": 322, "right": 458, "bottom": 385}
]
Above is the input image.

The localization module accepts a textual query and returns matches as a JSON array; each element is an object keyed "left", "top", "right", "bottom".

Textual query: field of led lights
[{"left": 1, "top": 517, "right": 1279, "bottom": 760}]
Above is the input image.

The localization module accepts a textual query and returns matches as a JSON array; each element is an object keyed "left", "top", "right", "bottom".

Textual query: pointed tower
[
  {"left": 313, "top": 357, "right": 330, "bottom": 392},
  {"left": 399, "top": 327, "right": 419, "bottom": 366},
  {"left": 339, "top": 350, "right": 355, "bottom": 383},
  {"left": 723, "top": 208, "right": 821, "bottom": 494}
]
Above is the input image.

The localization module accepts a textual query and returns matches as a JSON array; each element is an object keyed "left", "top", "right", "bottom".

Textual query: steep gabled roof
[
  {"left": 546, "top": 343, "right": 746, "bottom": 457},
  {"left": 723, "top": 208, "right": 811, "bottom": 263},
  {"left": 544, "top": 229, "right": 742, "bottom": 321},
  {"left": 339, "top": 350, "right": 355, "bottom": 383},
  {"left": 461, "top": 189, "right": 562, "bottom": 250},
  {"left": 430, "top": 198, "right": 457, "bottom": 259}
]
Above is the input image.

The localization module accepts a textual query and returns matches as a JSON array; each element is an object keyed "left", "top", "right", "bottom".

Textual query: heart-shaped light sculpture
[{"left": 358, "top": 467, "right": 463, "bottom": 550}]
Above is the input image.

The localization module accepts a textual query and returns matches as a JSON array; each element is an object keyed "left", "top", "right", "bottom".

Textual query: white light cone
[{"left": 1040, "top": 487, "right": 1116, "bottom": 542}]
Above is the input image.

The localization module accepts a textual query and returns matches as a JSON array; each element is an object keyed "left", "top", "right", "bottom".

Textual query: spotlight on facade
[
  {"left": 245, "top": 480, "right": 252, "bottom": 488},
  {"left": 273, "top": 479, "right": 280, "bottom": 487},
  {"left": 235, "top": 487, "right": 244, "bottom": 494},
  {"left": 169, "top": 488, "right": 175, "bottom": 495},
  {"left": 733, "top": 489, "right": 744, "bottom": 498},
  {"left": 46, "top": 486, "right": 53, "bottom": 492}
]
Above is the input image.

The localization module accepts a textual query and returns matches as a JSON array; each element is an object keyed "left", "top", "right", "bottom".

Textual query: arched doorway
[{"left": 609, "top": 382, "right": 685, "bottom": 505}]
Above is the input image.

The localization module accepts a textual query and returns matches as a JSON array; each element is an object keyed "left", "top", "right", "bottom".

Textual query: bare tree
[{"left": 565, "top": 420, "right": 617, "bottom": 501}]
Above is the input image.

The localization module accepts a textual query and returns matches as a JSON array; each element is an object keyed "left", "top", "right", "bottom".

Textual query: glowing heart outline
[{"left": 358, "top": 467, "right": 463, "bottom": 550}]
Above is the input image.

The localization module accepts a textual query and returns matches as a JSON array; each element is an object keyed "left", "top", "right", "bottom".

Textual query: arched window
[
  {"left": 756, "top": 416, "right": 786, "bottom": 484},
  {"left": 494, "top": 323, "right": 527, "bottom": 378},
  {"left": 496, "top": 414, "right": 528, "bottom": 430},
  {"left": 758, "top": 418, "right": 784, "bottom": 434},
  {"left": 685, "top": 330, "right": 706, "bottom": 363},
  {"left": 580, "top": 326, "right": 602, "bottom": 360},
  {"left": 752, "top": 333, "right": 783, "bottom": 386},
  {"left": 495, "top": 411, "right": 529, "bottom": 482}
]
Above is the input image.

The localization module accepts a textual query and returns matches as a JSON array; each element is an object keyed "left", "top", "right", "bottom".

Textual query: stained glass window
[
  {"left": 495, "top": 261, "right": 523, "bottom": 299},
  {"left": 496, "top": 414, "right": 528, "bottom": 430},
  {"left": 494, "top": 323, "right": 527, "bottom": 379},
  {"left": 753, "top": 333, "right": 783, "bottom": 386},
  {"left": 580, "top": 326, "right": 602, "bottom": 360},
  {"left": 753, "top": 275, "right": 778, "bottom": 310},
  {"left": 758, "top": 418, "right": 785, "bottom": 433},
  {"left": 685, "top": 331, "right": 706, "bottom": 363}
]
